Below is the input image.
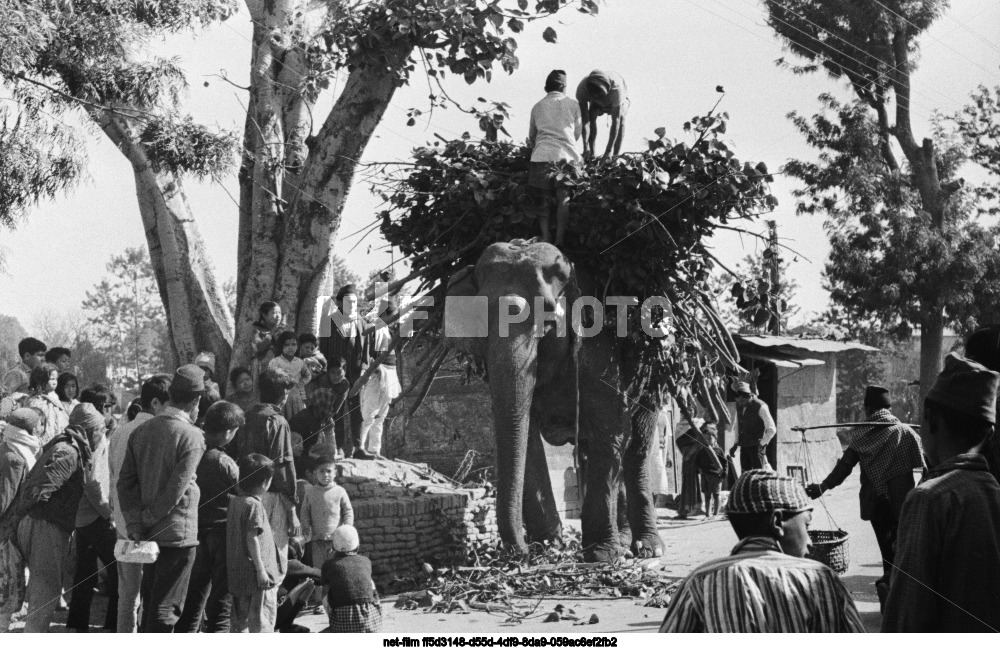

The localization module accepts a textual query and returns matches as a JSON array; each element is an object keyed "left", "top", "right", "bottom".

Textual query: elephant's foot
[
  {"left": 630, "top": 531, "right": 665, "bottom": 559},
  {"left": 526, "top": 526, "right": 565, "bottom": 549},
  {"left": 582, "top": 540, "right": 624, "bottom": 563},
  {"left": 617, "top": 526, "right": 632, "bottom": 551}
]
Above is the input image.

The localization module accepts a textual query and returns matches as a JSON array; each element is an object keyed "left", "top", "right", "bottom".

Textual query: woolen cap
[
  {"left": 6, "top": 408, "right": 40, "bottom": 433},
  {"left": 69, "top": 402, "right": 106, "bottom": 432},
  {"left": 965, "top": 324, "right": 1000, "bottom": 372},
  {"left": 735, "top": 382, "right": 752, "bottom": 395},
  {"left": 173, "top": 364, "right": 206, "bottom": 394},
  {"left": 926, "top": 353, "right": 1000, "bottom": 424},
  {"left": 332, "top": 525, "right": 360, "bottom": 553},
  {"left": 864, "top": 385, "right": 891, "bottom": 410},
  {"left": 545, "top": 69, "right": 567, "bottom": 90},
  {"left": 727, "top": 469, "right": 813, "bottom": 515}
]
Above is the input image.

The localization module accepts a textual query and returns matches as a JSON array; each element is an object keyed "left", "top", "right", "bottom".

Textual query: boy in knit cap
[
  {"left": 117, "top": 364, "right": 207, "bottom": 632},
  {"left": 807, "top": 385, "right": 924, "bottom": 607},
  {"left": 882, "top": 353, "right": 1000, "bottom": 632},
  {"left": 660, "top": 469, "right": 864, "bottom": 633}
]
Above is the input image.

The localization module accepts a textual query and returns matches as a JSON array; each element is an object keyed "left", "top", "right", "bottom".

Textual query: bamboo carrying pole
[{"left": 791, "top": 422, "right": 921, "bottom": 432}]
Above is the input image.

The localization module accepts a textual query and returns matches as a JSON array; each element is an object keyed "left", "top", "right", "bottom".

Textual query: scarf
[
  {"left": 2, "top": 424, "right": 42, "bottom": 469},
  {"left": 848, "top": 409, "right": 925, "bottom": 499}
]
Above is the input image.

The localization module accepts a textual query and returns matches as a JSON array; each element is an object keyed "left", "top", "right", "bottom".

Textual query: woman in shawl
[{"left": 0, "top": 408, "right": 43, "bottom": 632}]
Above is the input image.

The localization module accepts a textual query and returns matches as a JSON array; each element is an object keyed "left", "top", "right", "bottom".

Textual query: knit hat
[
  {"left": 545, "top": 69, "right": 567, "bottom": 91},
  {"left": 926, "top": 353, "right": 1000, "bottom": 424},
  {"left": 7, "top": 407, "right": 40, "bottom": 433},
  {"left": 194, "top": 351, "right": 216, "bottom": 374},
  {"left": 727, "top": 469, "right": 813, "bottom": 515},
  {"left": 173, "top": 364, "right": 206, "bottom": 394},
  {"left": 735, "top": 382, "right": 752, "bottom": 395},
  {"left": 863, "top": 385, "right": 891, "bottom": 411},
  {"left": 965, "top": 324, "right": 1000, "bottom": 372},
  {"left": 332, "top": 525, "right": 360, "bottom": 553},
  {"left": 69, "top": 402, "right": 106, "bottom": 432}
]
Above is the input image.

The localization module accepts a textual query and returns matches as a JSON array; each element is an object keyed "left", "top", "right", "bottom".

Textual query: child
[
  {"left": 177, "top": 401, "right": 243, "bottom": 633},
  {"left": 321, "top": 525, "right": 382, "bottom": 633},
  {"left": 250, "top": 302, "right": 284, "bottom": 401},
  {"left": 298, "top": 333, "right": 327, "bottom": 384},
  {"left": 300, "top": 453, "right": 354, "bottom": 572},
  {"left": 226, "top": 366, "right": 256, "bottom": 414},
  {"left": 268, "top": 331, "right": 311, "bottom": 420},
  {"left": 326, "top": 358, "right": 351, "bottom": 459},
  {"left": 227, "top": 453, "right": 284, "bottom": 633},
  {"left": 697, "top": 428, "right": 728, "bottom": 518}
]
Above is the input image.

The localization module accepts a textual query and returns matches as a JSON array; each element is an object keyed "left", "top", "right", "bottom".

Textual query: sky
[{"left": 2, "top": 0, "right": 1000, "bottom": 332}]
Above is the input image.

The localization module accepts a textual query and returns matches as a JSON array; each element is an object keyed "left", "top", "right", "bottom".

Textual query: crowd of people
[
  {"left": 659, "top": 324, "right": 1000, "bottom": 633},
  {"left": 0, "top": 283, "right": 398, "bottom": 633}
]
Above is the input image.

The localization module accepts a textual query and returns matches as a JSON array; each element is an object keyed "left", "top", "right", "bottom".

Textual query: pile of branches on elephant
[
  {"left": 390, "top": 536, "right": 681, "bottom": 620},
  {"left": 376, "top": 110, "right": 777, "bottom": 406}
]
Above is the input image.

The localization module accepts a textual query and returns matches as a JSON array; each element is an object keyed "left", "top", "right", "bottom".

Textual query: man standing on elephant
[
  {"left": 806, "top": 386, "right": 924, "bottom": 610},
  {"left": 527, "top": 69, "right": 581, "bottom": 247},
  {"left": 729, "top": 382, "right": 775, "bottom": 472},
  {"left": 576, "top": 70, "right": 629, "bottom": 160},
  {"left": 319, "top": 284, "right": 374, "bottom": 460}
]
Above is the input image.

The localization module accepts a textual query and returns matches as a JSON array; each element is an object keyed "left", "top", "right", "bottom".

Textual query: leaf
[
  {"left": 508, "top": 17, "right": 524, "bottom": 32},
  {"left": 654, "top": 127, "right": 666, "bottom": 138},
  {"left": 407, "top": 117, "right": 416, "bottom": 127},
  {"left": 542, "top": 26, "right": 557, "bottom": 43},
  {"left": 518, "top": 0, "right": 528, "bottom": 8},
  {"left": 716, "top": 85, "right": 725, "bottom": 93}
]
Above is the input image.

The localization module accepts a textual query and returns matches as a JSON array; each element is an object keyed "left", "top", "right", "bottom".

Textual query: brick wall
[{"left": 334, "top": 459, "right": 496, "bottom": 591}]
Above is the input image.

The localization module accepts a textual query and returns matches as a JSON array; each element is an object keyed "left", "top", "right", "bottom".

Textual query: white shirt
[
  {"left": 756, "top": 402, "right": 777, "bottom": 445},
  {"left": 528, "top": 91, "right": 582, "bottom": 163},
  {"left": 108, "top": 411, "right": 154, "bottom": 539}
]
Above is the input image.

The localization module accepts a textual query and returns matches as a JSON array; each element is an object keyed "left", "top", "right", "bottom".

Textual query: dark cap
[
  {"left": 926, "top": 353, "right": 1000, "bottom": 424},
  {"left": 864, "top": 385, "right": 891, "bottom": 411},
  {"left": 965, "top": 324, "right": 1000, "bottom": 372},
  {"left": 173, "top": 364, "right": 206, "bottom": 394},
  {"left": 545, "top": 69, "right": 567, "bottom": 91}
]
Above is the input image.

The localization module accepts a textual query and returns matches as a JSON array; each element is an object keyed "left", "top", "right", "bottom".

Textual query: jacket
[
  {"left": 6, "top": 427, "right": 90, "bottom": 534},
  {"left": 117, "top": 408, "right": 205, "bottom": 547}
]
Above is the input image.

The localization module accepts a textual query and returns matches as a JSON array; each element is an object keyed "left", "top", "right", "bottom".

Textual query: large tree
[
  {"left": 1, "top": 0, "right": 595, "bottom": 389},
  {"left": 764, "top": 0, "right": 1000, "bottom": 402}
]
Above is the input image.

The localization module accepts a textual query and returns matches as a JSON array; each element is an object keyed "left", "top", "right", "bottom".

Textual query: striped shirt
[{"left": 659, "top": 537, "right": 864, "bottom": 633}]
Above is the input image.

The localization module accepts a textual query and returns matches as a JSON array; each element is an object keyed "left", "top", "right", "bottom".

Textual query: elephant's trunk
[{"left": 487, "top": 323, "right": 538, "bottom": 555}]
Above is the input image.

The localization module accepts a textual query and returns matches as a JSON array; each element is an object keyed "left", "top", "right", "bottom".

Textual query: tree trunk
[
  {"left": 231, "top": 0, "right": 413, "bottom": 376},
  {"left": 96, "top": 114, "right": 235, "bottom": 377}
]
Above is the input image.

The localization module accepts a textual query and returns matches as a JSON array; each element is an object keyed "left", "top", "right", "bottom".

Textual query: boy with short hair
[
  {"left": 697, "top": 430, "right": 727, "bottom": 518},
  {"left": 1, "top": 337, "right": 46, "bottom": 397},
  {"left": 44, "top": 347, "right": 72, "bottom": 374},
  {"left": 228, "top": 453, "right": 284, "bottom": 633},
  {"left": 299, "top": 453, "right": 354, "bottom": 572},
  {"left": 177, "top": 401, "right": 245, "bottom": 633}
]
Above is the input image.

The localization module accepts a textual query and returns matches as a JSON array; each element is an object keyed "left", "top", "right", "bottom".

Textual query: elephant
[{"left": 446, "top": 239, "right": 665, "bottom": 562}]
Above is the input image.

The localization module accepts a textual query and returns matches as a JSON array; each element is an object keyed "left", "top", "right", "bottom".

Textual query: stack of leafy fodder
[{"left": 379, "top": 113, "right": 777, "bottom": 412}]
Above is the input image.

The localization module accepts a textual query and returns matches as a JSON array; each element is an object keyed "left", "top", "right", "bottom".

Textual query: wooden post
[{"left": 767, "top": 220, "right": 781, "bottom": 336}]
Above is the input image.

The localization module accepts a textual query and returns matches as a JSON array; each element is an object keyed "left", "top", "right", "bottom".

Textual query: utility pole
[{"left": 766, "top": 220, "right": 781, "bottom": 336}]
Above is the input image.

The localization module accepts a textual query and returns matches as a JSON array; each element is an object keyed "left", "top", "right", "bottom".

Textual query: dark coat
[{"left": 7, "top": 427, "right": 90, "bottom": 533}]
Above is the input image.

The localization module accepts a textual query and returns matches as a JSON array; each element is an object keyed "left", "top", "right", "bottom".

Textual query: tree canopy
[{"left": 381, "top": 110, "right": 776, "bottom": 413}]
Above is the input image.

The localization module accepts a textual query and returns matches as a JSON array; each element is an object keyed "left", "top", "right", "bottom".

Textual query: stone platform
[{"left": 333, "top": 458, "right": 497, "bottom": 590}]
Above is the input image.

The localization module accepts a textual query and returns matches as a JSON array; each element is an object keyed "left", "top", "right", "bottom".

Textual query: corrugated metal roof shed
[{"left": 737, "top": 334, "right": 879, "bottom": 355}]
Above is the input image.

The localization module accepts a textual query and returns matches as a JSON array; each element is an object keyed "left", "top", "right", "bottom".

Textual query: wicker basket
[{"left": 807, "top": 529, "right": 850, "bottom": 574}]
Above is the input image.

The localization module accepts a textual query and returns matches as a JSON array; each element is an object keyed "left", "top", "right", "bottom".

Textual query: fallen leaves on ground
[{"left": 389, "top": 534, "right": 681, "bottom": 624}]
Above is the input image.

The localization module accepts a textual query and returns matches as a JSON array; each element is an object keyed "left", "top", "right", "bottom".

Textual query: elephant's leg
[
  {"left": 622, "top": 396, "right": 664, "bottom": 558},
  {"left": 522, "top": 424, "right": 563, "bottom": 546},
  {"left": 616, "top": 481, "right": 631, "bottom": 550},
  {"left": 579, "top": 400, "right": 627, "bottom": 563}
]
